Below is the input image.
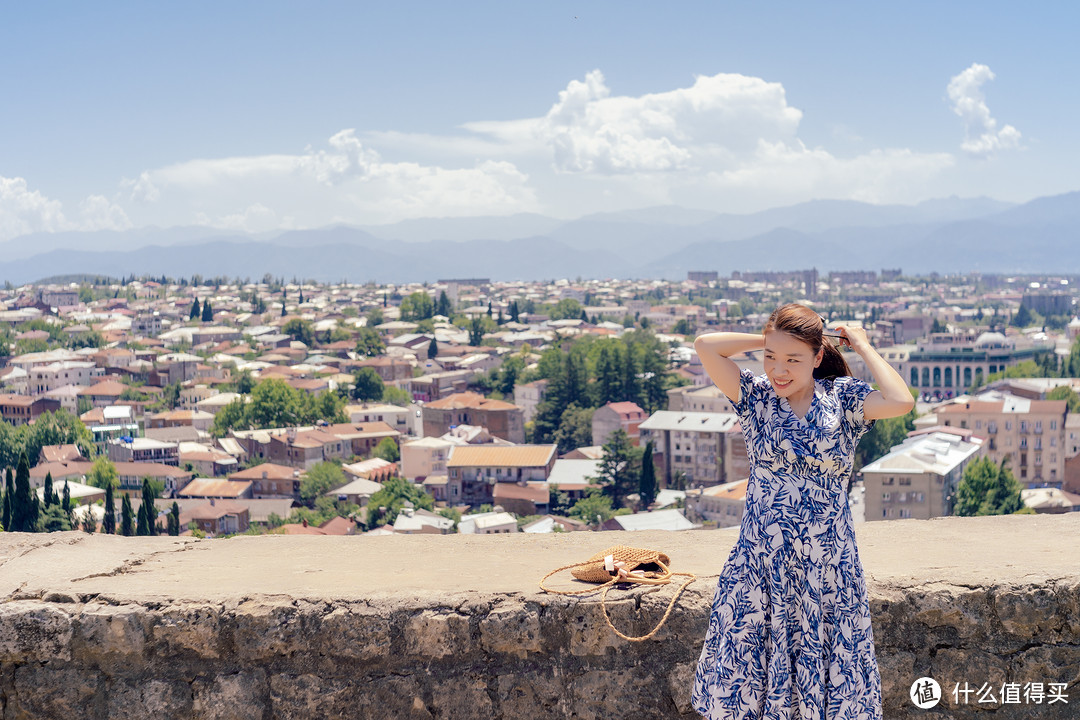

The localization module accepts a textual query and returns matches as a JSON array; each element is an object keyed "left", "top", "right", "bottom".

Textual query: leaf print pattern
[{"left": 692, "top": 369, "right": 882, "bottom": 720}]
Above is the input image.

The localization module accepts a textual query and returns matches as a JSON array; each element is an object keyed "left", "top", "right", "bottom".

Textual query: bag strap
[{"left": 600, "top": 571, "right": 697, "bottom": 642}]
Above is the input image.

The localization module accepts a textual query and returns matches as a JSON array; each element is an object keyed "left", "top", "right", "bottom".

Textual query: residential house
[
  {"left": 599, "top": 508, "right": 697, "bottom": 531},
  {"left": 934, "top": 395, "right": 1067, "bottom": 486},
  {"left": 493, "top": 482, "right": 550, "bottom": 516},
  {"left": 860, "top": 430, "right": 986, "bottom": 521},
  {"left": 447, "top": 444, "right": 557, "bottom": 506},
  {"left": 513, "top": 378, "right": 549, "bottom": 423},
  {"left": 331, "top": 477, "right": 383, "bottom": 508},
  {"left": 342, "top": 457, "right": 397, "bottom": 483},
  {"left": 591, "top": 401, "right": 647, "bottom": 447},
  {"left": 458, "top": 510, "right": 518, "bottom": 534},
  {"left": 107, "top": 437, "right": 180, "bottom": 466},
  {"left": 77, "top": 379, "right": 129, "bottom": 408},
  {"left": 638, "top": 411, "right": 748, "bottom": 488},
  {"left": 0, "top": 394, "right": 61, "bottom": 425},
  {"left": 229, "top": 463, "right": 301, "bottom": 500},
  {"left": 686, "top": 479, "right": 749, "bottom": 528},
  {"left": 392, "top": 507, "right": 454, "bottom": 534},
  {"left": 177, "top": 478, "right": 254, "bottom": 500},
  {"left": 407, "top": 369, "right": 474, "bottom": 403},
  {"left": 400, "top": 436, "right": 456, "bottom": 481},
  {"left": 29, "top": 361, "right": 101, "bottom": 395},
  {"left": 422, "top": 391, "right": 525, "bottom": 443},
  {"left": 180, "top": 501, "right": 250, "bottom": 536}
]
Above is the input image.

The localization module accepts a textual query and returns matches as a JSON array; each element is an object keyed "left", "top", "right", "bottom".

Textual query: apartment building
[
  {"left": 446, "top": 444, "right": 557, "bottom": 507},
  {"left": 935, "top": 396, "right": 1067, "bottom": 486},
  {"left": 421, "top": 391, "right": 525, "bottom": 444},
  {"left": 860, "top": 430, "right": 985, "bottom": 520},
  {"left": 591, "top": 401, "right": 647, "bottom": 447},
  {"left": 638, "top": 411, "right": 748, "bottom": 488}
]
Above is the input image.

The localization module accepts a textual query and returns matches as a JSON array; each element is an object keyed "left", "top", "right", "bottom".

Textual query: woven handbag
[{"left": 539, "top": 545, "right": 696, "bottom": 642}]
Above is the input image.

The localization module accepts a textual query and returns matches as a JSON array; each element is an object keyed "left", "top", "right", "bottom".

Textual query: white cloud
[
  {"left": 947, "top": 63, "right": 1022, "bottom": 158},
  {"left": 0, "top": 176, "right": 131, "bottom": 242}
]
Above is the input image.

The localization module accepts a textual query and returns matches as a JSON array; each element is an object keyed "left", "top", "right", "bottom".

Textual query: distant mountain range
[{"left": 3, "top": 192, "right": 1080, "bottom": 285}]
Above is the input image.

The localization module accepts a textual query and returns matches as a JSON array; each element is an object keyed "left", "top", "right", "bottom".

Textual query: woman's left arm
[{"left": 837, "top": 326, "right": 916, "bottom": 420}]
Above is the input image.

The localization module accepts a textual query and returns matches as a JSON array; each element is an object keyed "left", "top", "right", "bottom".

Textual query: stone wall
[{"left": 0, "top": 513, "right": 1076, "bottom": 719}]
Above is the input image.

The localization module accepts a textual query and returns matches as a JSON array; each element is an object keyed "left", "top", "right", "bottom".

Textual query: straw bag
[{"left": 539, "top": 545, "right": 696, "bottom": 642}]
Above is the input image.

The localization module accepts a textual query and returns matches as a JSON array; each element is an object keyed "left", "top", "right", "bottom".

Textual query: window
[
  {"left": 1006, "top": 421, "right": 1012, "bottom": 431},
  {"left": 899, "top": 508, "right": 911, "bottom": 518},
  {"left": 1051, "top": 420, "right": 1057, "bottom": 430},
  {"left": 882, "top": 492, "right": 891, "bottom": 502},
  {"left": 899, "top": 477, "right": 911, "bottom": 486}
]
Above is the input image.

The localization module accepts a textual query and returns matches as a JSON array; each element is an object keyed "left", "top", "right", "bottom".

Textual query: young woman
[{"left": 690, "top": 303, "right": 914, "bottom": 720}]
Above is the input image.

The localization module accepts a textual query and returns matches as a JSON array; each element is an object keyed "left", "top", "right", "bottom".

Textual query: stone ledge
[{"left": 0, "top": 513, "right": 1076, "bottom": 718}]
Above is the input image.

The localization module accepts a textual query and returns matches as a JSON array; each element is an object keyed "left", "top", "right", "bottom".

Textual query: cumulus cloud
[
  {"left": 0, "top": 176, "right": 131, "bottom": 242},
  {"left": 947, "top": 63, "right": 1021, "bottom": 158},
  {"left": 119, "top": 132, "right": 539, "bottom": 229}
]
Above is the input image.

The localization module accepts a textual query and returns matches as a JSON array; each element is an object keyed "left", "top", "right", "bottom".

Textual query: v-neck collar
[{"left": 780, "top": 379, "right": 823, "bottom": 424}]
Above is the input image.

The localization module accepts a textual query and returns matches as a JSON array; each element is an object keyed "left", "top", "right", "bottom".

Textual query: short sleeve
[
  {"left": 833, "top": 375, "right": 877, "bottom": 438},
  {"left": 730, "top": 368, "right": 769, "bottom": 425}
]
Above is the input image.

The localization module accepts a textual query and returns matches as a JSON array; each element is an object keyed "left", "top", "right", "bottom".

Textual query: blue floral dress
[{"left": 692, "top": 369, "right": 882, "bottom": 720}]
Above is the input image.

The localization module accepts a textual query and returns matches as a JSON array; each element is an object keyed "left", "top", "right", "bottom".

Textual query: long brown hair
[{"left": 762, "top": 303, "right": 851, "bottom": 380}]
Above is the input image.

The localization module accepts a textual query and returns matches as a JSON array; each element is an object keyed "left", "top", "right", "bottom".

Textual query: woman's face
[{"left": 762, "top": 330, "right": 823, "bottom": 400}]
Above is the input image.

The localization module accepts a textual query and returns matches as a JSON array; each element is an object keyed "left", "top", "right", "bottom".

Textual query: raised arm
[
  {"left": 692, "top": 332, "right": 764, "bottom": 404},
  {"left": 837, "top": 326, "right": 916, "bottom": 420}
]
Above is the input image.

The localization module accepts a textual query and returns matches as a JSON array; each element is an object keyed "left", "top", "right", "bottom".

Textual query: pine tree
[
  {"left": 11, "top": 453, "right": 34, "bottom": 532},
  {"left": 62, "top": 480, "right": 73, "bottom": 524},
  {"left": 2, "top": 466, "right": 13, "bottom": 530},
  {"left": 168, "top": 502, "right": 180, "bottom": 536},
  {"left": 121, "top": 494, "right": 134, "bottom": 536},
  {"left": 102, "top": 483, "right": 116, "bottom": 534},
  {"left": 639, "top": 441, "right": 658, "bottom": 509},
  {"left": 298, "top": 289, "right": 304, "bottom": 304},
  {"left": 594, "top": 430, "right": 641, "bottom": 510},
  {"left": 189, "top": 297, "right": 200, "bottom": 320}
]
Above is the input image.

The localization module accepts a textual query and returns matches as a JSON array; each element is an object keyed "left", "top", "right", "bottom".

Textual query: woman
[{"left": 690, "top": 303, "right": 914, "bottom": 720}]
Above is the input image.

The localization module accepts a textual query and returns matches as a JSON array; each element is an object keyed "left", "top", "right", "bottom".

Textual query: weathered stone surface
[
  {"left": 73, "top": 603, "right": 148, "bottom": 667},
  {"left": 480, "top": 602, "right": 541, "bottom": 657},
  {"left": 429, "top": 676, "right": 495, "bottom": 720},
  {"left": 106, "top": 678, "right": 193, "bottom": 719},
  {"left": 0, "top": 601, "right": 72, "bottom": 662},
  {"left": 269, "top": 674, "right": 360, "bottom": 719},
  {"left": 231, "top": 600, "right": 320, "bottom": 662},
  {"left": 312, "top": 605, "right": 391, "bottom": 661},
  {"left": 496, "top": 670, "right": 567, "bottom": 718},
  {"left": 931, "top": 648, "right": 1008, "bottom": 711},
  {"left": 667, "top": 662, "right": 696, "bottom": 715},
  {"left": 404, "top": 609, "right": 470, "bottom": 658},
  {"left": 10, "top": 665, "right": 103, "bottom": 720},
  {"left": 192, "top": 670, "right": 269, "bottom": 720},
  {"left": 153, "top": 603, "right": 223, "bottom": 658}
]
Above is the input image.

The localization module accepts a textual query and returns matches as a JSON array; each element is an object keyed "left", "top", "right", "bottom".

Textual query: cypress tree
[
  {"left": 639, "top": 441, "right": 658, "bottom": 509},
  {"left": 121, "top": 494, "right": 134, "bottom": 536},
  {"left": 42, "top": 472, "right": 55, "bottom": 507},
  {"left": 201, "top": 300, "right": 213, "bottom": 322},
  {"left": 62, "top": 480, "right": 73, "bottom": 525},
  {"left": 168, "top": 502, "right": 180, "bottom": 536},
  {"left": 102, "top": 483, "right": 116, "bottom": 534},
  {"left": 427, "top": 337, "right": 438, "bottom": 360},
  {"left": 189, "top": 297, "right": 200, "bottom": 320},
  {"left": 11, "top": 453, "right": 33, "bottom": 532},
  {"left": 138, "top": 478, "right": 157, "bottom": 536},
  {"left": 2, "top": 466, "right": 12, "bottom": 530}
]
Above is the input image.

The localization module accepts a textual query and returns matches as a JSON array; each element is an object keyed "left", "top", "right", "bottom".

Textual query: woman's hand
[{"left": 836, "top": 325, "right": 872, "bottom": 354}]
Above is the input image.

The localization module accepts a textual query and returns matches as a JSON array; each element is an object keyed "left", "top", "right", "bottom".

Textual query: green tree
[
  {"left": 568, "top": 486, "right": 615, "bottom": 526},
  {"left": 592, "top": 429, "right": 642, "bottom": 510},
  {"left": 121, "top": 494, "right": 135, "bottom": 536},
  {"left": 399, "top": 291, "right": 435, "bottom": 322},
  {"left": 168, "top": 502, "right": 180, "bottom": 536},
  {"left": 551, "top": 404, "right": 594, "bottom": 455},
  {"left": 282, "top": 318, "right": 315, "bottom": 346},
  {"left": 365, "top": 477, "right": 435, "bottom": 527},
  {"left": 39, "top": 503, "right": 72, "bottom": 533},
  {"left": 549, "top": 298, "right": 583, "bottom": 321},
  {"left": 639, "top": 441, "right": 659, "bottom": 508},
  {"left": 11, "top": 453, "right": 36, "bottom": 532},
  {"left": 436, "top": 290, "right": 452, "bottom": 317},
  {"left": 373, "top": 437, "right": 400, "bottom": 463},
  {"left": 102, "top": 483, "right": 116, "bottom": 534},
  {"left": 299, "top": 462, "right": 347, "bottom": 506},
  {"left": 1011, "top": 304, "right": 1033, "bottom": 328},
  {"left": 249, "top": 379, "right": 301, "bottom": 428},
  {"left": 954, "top": 457, "right": 1024, "bottom": 516},
  {"left": 42, "top": 471, "right": 56, "bottom": 507},
  {"left": 211, "top": 397, "right": 249, "bottom": 437},
  {"left": 427, "top": 337, "right": 439, "bottom": 360},
  {"left": 351, "top": 367, "right": 385, "bottom": 402},
  {"left": 468, "top": 316, "right": 484, "bottom": 346},
  {"left": 201, "top": 299, "right": 213, "bottom": 322},
  {"left": 354, "top": 327, "right": 385, "bottom": 357},
  {"left": 1046, "top": 386, "right": 1080, "bottom": 413},
  {"left": 87, "top": 456, "right": 120, "bottom": 489},
  {"left": 1, "top": 466, "right": 12, "bottom": 530},
  {"left": 189, "top": 297, "right": 200, "bottom": 320}
]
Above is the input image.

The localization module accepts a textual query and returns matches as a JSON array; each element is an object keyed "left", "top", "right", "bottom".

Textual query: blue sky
[{"left": 1, "top": 1, "right": 1077, "bottom": 240}]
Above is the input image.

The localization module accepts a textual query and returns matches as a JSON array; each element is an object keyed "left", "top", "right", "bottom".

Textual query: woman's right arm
[{"left": 692, "top": 332, "right": 763, "bottom": 403}]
